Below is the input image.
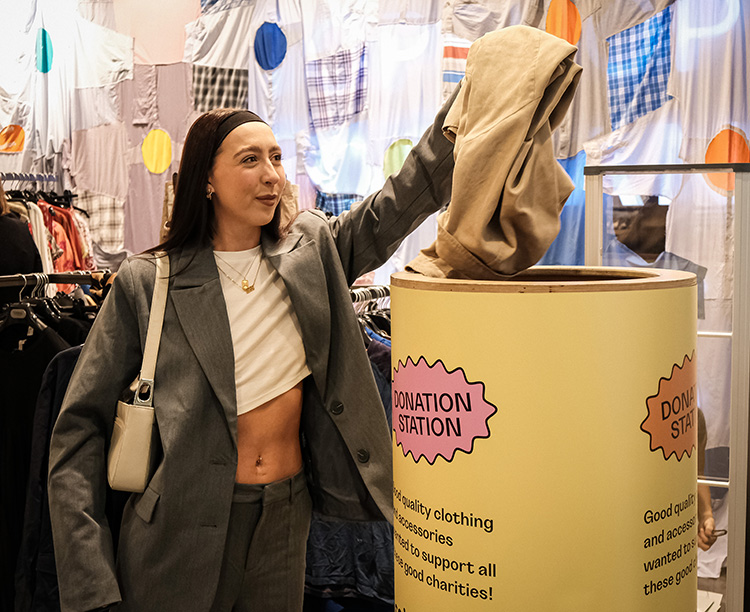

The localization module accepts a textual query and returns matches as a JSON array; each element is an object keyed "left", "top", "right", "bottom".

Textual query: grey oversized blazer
[{"left": 48, "top": 88, "right": 458, "bottom": 612}]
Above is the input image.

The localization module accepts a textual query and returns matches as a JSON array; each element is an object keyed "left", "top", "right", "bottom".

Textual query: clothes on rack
[
  {"left": 13, "top": 345, "right": 131, "bottom": 612},
  {"left": 36, "top": 195, "right": 93, "bottom": 272},
  {"left": 305, "top": 313, "right": 394, "bottom": 610},
  {"left": 0, "top": 323, "right": 70, "bottom": 612},
  {"left": 14, "top": 346, "right": 82, "bottom": 612},
  {"left": 350, "top": 285, "right": 390, "bottom": 304},
  {"left": 4, "top": 278, "right": 393, "bottom": 611},
  {"left": 351, "top": 286, "right": 391, "bottom": 350},
  {"left": 11, "top": 199, "right": 57, "bottom": 279},
  {"left": 5, "top": 189, "right": 96, "bottom": 295},
  {"left": 364, "top": 326, "right": 390, "bottom": 348},
  {"left": 4, "top": 180, "right": 58, "bottom": 277},
  {"left": 0, "top": 214, "right": 43, "bottom": 306},
  {"left": 0, "top": 272, "right": 106, "bottom": 612}
]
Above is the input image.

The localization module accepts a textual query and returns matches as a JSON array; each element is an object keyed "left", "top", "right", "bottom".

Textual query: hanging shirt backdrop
[{"left": 2, "top": 0, "right": 746, "bottom": 244}]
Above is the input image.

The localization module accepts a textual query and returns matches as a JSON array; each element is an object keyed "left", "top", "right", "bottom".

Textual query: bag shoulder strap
[{"left": 134, "top": 252, "right": 169, "bottom": 407}]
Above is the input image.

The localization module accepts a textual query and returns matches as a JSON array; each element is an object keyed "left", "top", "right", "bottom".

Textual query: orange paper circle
[
  {"left": 0, "top": 124, "right": 26, "bottom": 152},
  {"left": 546, "top": 0, "right": 582, "bottom": 46},
  {"left": 704, "top": 127, "right": 750, "bottom": 192},
  {"left": 141, "top": 128, "right": 173, "bottom": 174}
]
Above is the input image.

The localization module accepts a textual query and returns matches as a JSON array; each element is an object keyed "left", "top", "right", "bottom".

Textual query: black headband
[{"left": 215, "top": 110, "right": 266, "bottom": 151}]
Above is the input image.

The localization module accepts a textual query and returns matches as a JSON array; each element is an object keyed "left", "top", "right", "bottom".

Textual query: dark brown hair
[{"left": 149, "top": 109, "right": 285, "bottom": 255}]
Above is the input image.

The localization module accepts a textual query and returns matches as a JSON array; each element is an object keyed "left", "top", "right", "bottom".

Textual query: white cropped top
[{"left": 214, "top": 247, "right": 312, "bottom": 415}]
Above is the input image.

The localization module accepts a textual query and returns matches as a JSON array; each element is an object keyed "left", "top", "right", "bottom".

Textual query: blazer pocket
[{"left": 133, "top": 486, "right": 160, "bottom": 523}]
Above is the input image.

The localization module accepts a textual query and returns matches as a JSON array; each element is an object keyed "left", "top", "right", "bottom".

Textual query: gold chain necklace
[{"left": 214, "top": 248, "right": 263, "bottom": 293}]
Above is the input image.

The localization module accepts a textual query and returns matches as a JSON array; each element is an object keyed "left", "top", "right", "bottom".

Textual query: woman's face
[{"left": 208, "top": 121, "right": 286, "bottom": 239}]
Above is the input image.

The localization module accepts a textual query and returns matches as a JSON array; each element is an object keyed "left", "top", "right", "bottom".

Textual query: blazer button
[
  {"left": 330, "top": 402, "right": 344, "bottom": 415},
  {"left": 357, "top": 448, "right": 370, "bottom": 463}
]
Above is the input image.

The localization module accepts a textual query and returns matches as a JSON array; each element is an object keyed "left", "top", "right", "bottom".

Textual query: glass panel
[
  {"left": 586, "top": 166, "right": 750, "bottom": 610},
  {"left": 601, "top": 176, "right": 734, "bottom": 449},
  {"left": 599, "top": 170, "right": 736, "bottom": 605}
]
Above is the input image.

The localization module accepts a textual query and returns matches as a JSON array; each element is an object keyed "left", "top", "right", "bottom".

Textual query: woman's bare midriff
[{"left": 235, "top": 380, "right": 304, "bottom": 484}]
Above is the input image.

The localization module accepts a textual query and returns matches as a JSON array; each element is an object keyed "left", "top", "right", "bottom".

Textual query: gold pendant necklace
[{"left": 214, "top": 248, "right": 263, "bottom": 294}]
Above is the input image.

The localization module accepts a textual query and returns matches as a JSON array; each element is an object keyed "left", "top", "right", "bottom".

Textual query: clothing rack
[
  {"left": 1, "top": 172, "right": 58, "bottom": 182},
  {"left": 350, "top": 285, "right": 390, "bottom": 303},
  {"left": 0, "top": 271, "right": 99, "bottom": 289}
]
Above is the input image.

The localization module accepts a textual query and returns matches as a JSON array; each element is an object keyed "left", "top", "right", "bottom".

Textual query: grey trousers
[{"left": 209, "top": 470, "right": 312, "bottom": 612}]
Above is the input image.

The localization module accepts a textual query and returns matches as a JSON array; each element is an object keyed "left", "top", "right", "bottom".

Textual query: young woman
[{"left": 48, "top": 89, "right": 458, "bottom": 612}]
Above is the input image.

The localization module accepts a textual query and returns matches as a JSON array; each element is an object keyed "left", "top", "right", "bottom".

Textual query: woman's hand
[{"left": 697, "top": 515, "right": 718, "bottom": 551}]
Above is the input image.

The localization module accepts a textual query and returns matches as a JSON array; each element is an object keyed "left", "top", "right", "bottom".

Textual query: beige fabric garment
[{"left": 407, "top": 25, "right": 582, "bottom": 279}]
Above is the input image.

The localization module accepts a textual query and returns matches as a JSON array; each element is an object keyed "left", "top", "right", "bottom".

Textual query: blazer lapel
[
  {"left": 264, "top": 231, "right": 331, "bottom": 398},
  {"left": 170, "top": 246, "right": 238, "bottom": 445}
]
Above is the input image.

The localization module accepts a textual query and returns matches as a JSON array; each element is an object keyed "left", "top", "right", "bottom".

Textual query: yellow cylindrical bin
[{"left": 390, "top": 267, "right": 698, "bottom": 612}]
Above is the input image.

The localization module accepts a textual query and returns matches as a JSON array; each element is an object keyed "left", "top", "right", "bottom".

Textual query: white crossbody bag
[{"left": 107, "top": 253, "right": 169, "bottom": 493}]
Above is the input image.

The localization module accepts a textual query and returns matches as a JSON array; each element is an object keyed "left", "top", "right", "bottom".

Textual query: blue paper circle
[
  {"left": 36, "top": 28, "right": 53, "bottom": 73},
  {"left": 254, "top": 22, "right": 287, "bottom": 71}
]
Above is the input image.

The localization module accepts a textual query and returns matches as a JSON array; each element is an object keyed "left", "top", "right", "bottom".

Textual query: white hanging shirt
[{"left": 214, "top": 246, "right": 311, "bottom": 415}]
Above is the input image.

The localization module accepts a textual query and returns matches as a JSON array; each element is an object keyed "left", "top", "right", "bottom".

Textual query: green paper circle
[{"left": 383, "top": 139, "right": 413, "bottom": 179}]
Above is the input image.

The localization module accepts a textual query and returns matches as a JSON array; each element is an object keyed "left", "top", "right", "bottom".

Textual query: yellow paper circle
[{"left": 141, "top": 128, "right": 173, "bottom": 174}]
